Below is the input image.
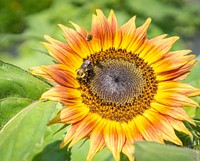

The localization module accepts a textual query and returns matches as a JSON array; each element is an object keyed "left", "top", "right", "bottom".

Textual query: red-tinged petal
[
  {"left": 154, "top": 91, "right": 199, "bottom": 107},
  {"left": 142, "top": 37, "right": 179, "bottom": 65},
  {"left": 154, "top": 54, "right": 195, "bottom": 74},
  {"left": 152, "top": 50, "right": 193, "bottom": 73},
  {"left": 158, "top": 81, "right": 200, "bottom": 97},
  {"left": 108, "top": 10, "right": 122, "bottom": 48},
  {"left": 104, "top": 121, "right": 125, "bottom": 161},
  {"left": 143, "top": 109, "right": 182, "bottom": 145},
  {"left": 44, "top": 34, "right": 70, "bottom": 51},
  {"left": 41, "top": 86, "right": 82, "bottom": 104},
  {"left": 127, "top": 18, "right": 151, "bottom": 53},
  {"left": 88, "top": 14, "right": 102, "bottom": 52},
  {"left": 60, "top": 123, "right": 80, "bottom": 148},
  {"left": 49, "top": 105, "right": 89, "bottom": 124},
  {"left": 59, "top": 24, "right": 91, "bottom": 58},
  {"left": 31, "top": 64, "right": 79, "bottom": 88},
  {"left": 121, "top": 121, "right": 143, "bottom": 143},
  {"left": 151, "top": 102, "right": 195, "bottom": 125},
  {"left": 134, "top": 115, "right": 164, "bottom": 143},
  {"left": 87, "top": 119, "right": 106, "bottom": 161},
  {"left": 42, "top": 42, "right": 82, "bottom": 70},
  {"left": 164, "top": 50, "right": 192, "bottom": 59},
  {"left": 120, "top": 16, "right": 136, "bottom": 50},
  {"left": 69, "top": 21, "right": 88, "bottom": 38},
  {"left": 138, "top": 34, "right": 167, "bottom": 58},
  {"left": 156, "top": 60, "right": 197, "bottom": 81},
  {"left": 95, "top": 9, "right": 112, "bottom": 50},
  {"left": 68, "top": 113, "right": 101, "bottom": 148}
]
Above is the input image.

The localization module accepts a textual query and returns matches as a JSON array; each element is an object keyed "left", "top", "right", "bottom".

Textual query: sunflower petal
[
  {"left": 108, "top": 10, "right": 122, "bottom": 48},
  {"left": 68, "top": 114, "right": 101, "bottom": 148},
  {"left": 143, "top": 109, "right": 182, "bottom": 145},
  {"left": 134, "top": 115, "right": 164, "bottom": 143},
  {"left": 151, "top": 102, "right": 195, "bottom": 125},
  {"left": 59, "top": 24, "right": 91, "bottom": 58},
  {"left": 87, "top": 119, "right": 106, "bottom": 161},
  {"left": 158, "top": 81, "right": 200, "bottom": 97},
  {"left": 127, "top": 18, "right": 151, "bottom": 52},
  {"left": 155, "top": 91, "right": 199, "bottom": 107},
  {"left": 41, "top": 86, "right": 82, "bottom": 104},
  {"left": 120, "top": 16, "right": 136, "bottom": 50},
  {"left": 49, "top": 105, "right": 89, "bottom": 124},
  {"left": 122, "top": 142, "right": 135, "bottom": 161},
  {"left": 31, "top": 64, "right": 79, "bottom": 88},
  {"left": 104, "top": 121, "right": 125, "bottom": 161}
]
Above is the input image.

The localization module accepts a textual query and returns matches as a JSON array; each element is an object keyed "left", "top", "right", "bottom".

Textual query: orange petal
[
  {"left": 42, "top": 41, "right": 82, "bottom": 70},
  {"left": 154, "top": 91, "right": 199, "bottom": 107},
  {"left": 120, "top": 16, "right": 136, "bottom": 50},
  {"left": 87, "top": 119, "right": 106, "bottom": 161},
  {"left": 138, "top": 34, "right": 167, "bottom": 58},
  {"left": 49, "top": 105, "right": 89, "bottom": 124},
  {"left": 153, "top": 51, "right": 194, "bottom": 74},
  {"left": 151, "top": 102, "right": 195, "bottom": 125},
  {"left": 108, "top": 10, "right": 122, "bottom": 48},
  {"left": 41, "top": 86, "right": 82, "bottom": 104},
  {"left": 68, "top": 113, "right": 101, "bottom": 148},
  {"left": 158, "top": 81, "right": 200, "bottom": 97},
  {"left": 91, "top": 10, "right": 112, "bottom": 51},
  {"left": 31, "top": 64, "right": 79, "bottom": 88},
  {"left": 134, "top": 115, "right": 164, "bottom": 143},
  {"left": 44, "top": 34, "right": 70, "bottom": 51},
  {"left": 143, "top": 109, "right": 182, "bottom": 145},
  {"left": 142, "top": 36, "right": 179, "bottom": 65},
  {"left": 104, "top": 121, "right": 125, "bottom": 161},
  {"left": 60, "top": 123, "right": 80, "bottom": 148},
  {"left": 69, "top": 21, "right": 88, "bottom": 38},
  {"left": 154, "top": 55, "right": 195, "bottom": 74},
  {"left": 156, "top": 60, "right": 197, "bottom": 81},
  {"left": 127, "top": 18, "right": 151, "bottom": 53},
  {"left": 96, "top": 9, "right": 112, "bottom": 49},
  {"left": 59, "top": 24, "right": 91, "bottom": 58}
]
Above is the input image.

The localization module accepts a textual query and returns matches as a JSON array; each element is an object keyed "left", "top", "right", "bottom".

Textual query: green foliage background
[
  {"left": 1, "top": 0, "right": 200, "bottom": 69},
  {"left": 1, "top": 0, "right": 200, "bottom": 161}
]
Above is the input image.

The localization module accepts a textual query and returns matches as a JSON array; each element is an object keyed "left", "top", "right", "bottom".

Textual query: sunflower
[{"left": 31, "top": 9, "right": 200, "bottom": 161}]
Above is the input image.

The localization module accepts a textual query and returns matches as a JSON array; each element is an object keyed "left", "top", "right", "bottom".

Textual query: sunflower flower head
[{"left": 31, "top": 9, "right": 200, "bottom": 161}]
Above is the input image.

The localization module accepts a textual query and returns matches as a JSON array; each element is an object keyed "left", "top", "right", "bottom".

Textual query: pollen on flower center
[{"left": 77, "top": 48, "right": 158, "bottom": 122}]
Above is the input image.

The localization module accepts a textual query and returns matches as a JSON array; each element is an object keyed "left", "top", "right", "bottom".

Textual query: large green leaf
[
  {"left": 0, "top": 101, "right": 56, "bottom": 161},
  {"left": 134, "top": 141, "right": 200, "bottom": 161},
  {"left": 0, "top": 60, "right": 51, "bottom": 128}
]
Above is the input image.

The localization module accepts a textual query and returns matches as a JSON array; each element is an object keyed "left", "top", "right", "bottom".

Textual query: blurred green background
[{"left": 0, "top": 0, "right": 200, "bottom": 69}]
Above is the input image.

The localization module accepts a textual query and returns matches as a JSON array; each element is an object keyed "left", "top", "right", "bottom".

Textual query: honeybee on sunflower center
[{"left": 76, "top": 59, "right": 92, "bottom": 78}]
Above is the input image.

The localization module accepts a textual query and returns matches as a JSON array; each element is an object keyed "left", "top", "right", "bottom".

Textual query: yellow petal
[
  {"left": 49, "top": 105, "right": 89, "bottom": 124},
  {"left": 41, "top": 86, "right": 82, "bottom": 104},
  {"left": 68, "top": 113, "right": 101, "bottom": 148},
  {"left": 87, "top": 119, "right": 106, "bottom": 161},
  {"left": 104, "top": 121, "right": 125, "bottom": 161}
]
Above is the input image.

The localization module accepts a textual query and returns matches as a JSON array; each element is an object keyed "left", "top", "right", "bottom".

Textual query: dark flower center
[
  {"left": 90, "top": 59, "right": 145, "bottom": 106},
  {"left": 77, "top": 48, "right": 158, "bottom": 122}
]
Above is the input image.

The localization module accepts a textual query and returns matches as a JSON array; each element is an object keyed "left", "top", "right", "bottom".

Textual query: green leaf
[
  {"left": 0, "top": 60, "right": 51, "bottom": 128},
  {"left": 0, "top": 101, "right": 56, "bottom": 161},
  {"left": 32, "top": 140, "right": 71, "bottom": 161},
  {"left": 134, "top": 141, "right": 200, "bottom": 161}
]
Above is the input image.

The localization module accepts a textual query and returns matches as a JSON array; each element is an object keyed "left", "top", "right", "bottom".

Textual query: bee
[
  {"left": 86, "top": 34, "right": 93, "bottom": 42},
  {"left": 76, "top": 59, "right": 92, "bottom": 78}
]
